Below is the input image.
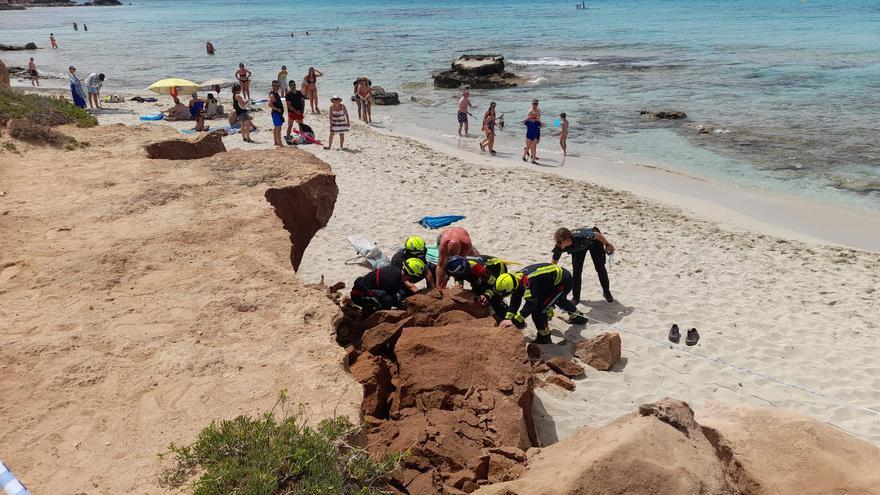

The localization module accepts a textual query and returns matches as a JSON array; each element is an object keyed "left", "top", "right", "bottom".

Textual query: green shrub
[
  {"left": 0, "top": 88, "right": 97, "bottom": 128},
  {"left": 8, "top": 118, "right": 75, "bottom": 146},
  {"left": 159, "top": 391, "right": 403, "bottom": 495}
]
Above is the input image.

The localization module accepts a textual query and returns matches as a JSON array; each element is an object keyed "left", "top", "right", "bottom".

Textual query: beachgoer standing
[
  {"left": 285, "top": 80, "right": 305, "bottom": 139},
  {"left": 523, "top": 99, "right": 541, "bottom": 159},
  {"left": 85, "top": 72, "right": 104, "bottom": 109},
  {"left": 50, "top": 34, "right": 57, "bottom": 49},
  {"left": 235, "top": 63, "right": 252, "bottom": 100},
  {"left": 268, "top": 80, "right": 285, "bottom": 147},
  {"left": 277, "top": 65, "right": 288, "bottom": 96},
  {"left": 457, "top": 89, "right": 477, "bottom": 136},
  {"left": 559, "top": 113, "right": 569, "bottom": 156},
  {"left": 83, "top": 24, "right": 88, "bottom": 32},
  {"left": 232, "top": 83, "right": 253, "bottom": 143},
  {"left": 28, "top": 58, "right": 39, "bottom": 87},
  {"left": 324, "top": 95, "right": 350, "bottom": 150},
  {"left": 479, "top": 101, "right": 498, "bottom": 155},
  {"left": 68, "top": 66, "right": 86, "bottom": 109},
  {"left": 356, "top": 77, "right": 372, "bottom": 123},
  {"left": 522, "top": 112, "right": 542, "bottom": 164},
  {"left": 73, "top": 22, "right": 78, "bottom": 31},
  {"left": 302, "top": 67, "right": 323, "bottom": 114}
]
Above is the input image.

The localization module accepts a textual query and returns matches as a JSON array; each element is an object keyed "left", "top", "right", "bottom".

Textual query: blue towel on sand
[{"left": 418, "top": 215, "right": 465, "bottom": 229}]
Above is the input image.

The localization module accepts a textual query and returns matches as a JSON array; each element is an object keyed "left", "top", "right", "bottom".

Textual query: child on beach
[
  {"left": 522, "top": 111, "right": 542, "bottom": 164},
  {"left": 277, "top": 65, "right": 288, "bottom": 96},
  {"left": 50, "top": 34, "right": 57, "bottom": 49},
  {"left": 324, "top": 95, "right": 350, "bottom": 150},
  {"left": 457, "top": 89, "right": 477, "bottom": 136},
  {"left": 559, "top": 112, "right": 569, "bottom": 156}
]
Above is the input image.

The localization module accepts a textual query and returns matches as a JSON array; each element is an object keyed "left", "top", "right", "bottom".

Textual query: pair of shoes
[
  {"left": 603, "top": 290, "right": 614, "bottom": 303},
  {"left": 534, "top": 333, "right": 552, "bottom": 344},
  {"left": 668, "top": 324, "right": 700, "bottom": 346}
]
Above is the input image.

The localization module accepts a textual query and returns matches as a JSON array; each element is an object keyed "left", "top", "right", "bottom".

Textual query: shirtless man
[
  {"left": 457, "top": 89, "right": 477, "bottom": 136},
  {"left": 436, "top": 227, "right": 479, "bottom": 288},
  {"left": 559, "top": 112, "right": 569, "bottom": 156}
]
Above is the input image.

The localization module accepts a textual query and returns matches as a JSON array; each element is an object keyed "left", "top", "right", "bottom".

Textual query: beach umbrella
[
  {"left": 147, "top": 78, "right": 199, "bottom": 96},
  {"left": 198, "top": 78, "right": 234, "bottom": 91}
]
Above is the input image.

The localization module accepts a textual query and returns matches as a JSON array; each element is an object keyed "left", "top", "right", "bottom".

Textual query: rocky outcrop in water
[
  {"left": 0, "top": 43, "right": 38, "bottom": 51},
  {"left": 144, "top": 132, "right": 226, "bottom": 160},
  {"left": 433, "top": 55, "right": 523, "bottom": 89},
  {"left": 640, "top": 110, "right": 688, "bottom": 120}
]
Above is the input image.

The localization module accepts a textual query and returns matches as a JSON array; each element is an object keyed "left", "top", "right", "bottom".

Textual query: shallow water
[{"left": 2, "top": 0, "right": 878, "bottom": 209}]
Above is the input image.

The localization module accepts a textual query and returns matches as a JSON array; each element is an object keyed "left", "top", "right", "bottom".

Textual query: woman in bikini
[
  {"left": 235, "top": 63, "right": 252, "bottom": 100},
  {"left": 356, "top": 77, "right": 372, "bottom": 123},
  {"left": 479, "top": 101, "right": 498, "bottom": 155},
  {"left": 302, "top": 66, "right": 324, "bottom": 114}
]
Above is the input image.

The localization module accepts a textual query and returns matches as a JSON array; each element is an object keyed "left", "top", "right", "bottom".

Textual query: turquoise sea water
[{"left": 2, "top": 0, "right": 879, "bottom": 209}]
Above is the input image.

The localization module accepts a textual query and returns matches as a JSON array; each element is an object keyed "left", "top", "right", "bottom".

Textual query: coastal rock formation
[
  {"left": 475, "top": 399, "right": 880, "bottom": 495},
  {"left": 640, "top": 110, "right": 688, "bottom": 120},
  {"left": 0, "top": 43, "right": 38, "bottom": 51},
  {"left": 349, "top": 86, "right": 400, "bottom": 105},
  {"left": 143, "top": 131, "right": 226, "bottom": 160},
  {"left": 433, "top": 55, "right": 522, "bottom": 89},
  {"left": 575, "top": 332, "right": 621, "bottom": 371},
  {"left": 337, "top": 289, "right": 537, "bottom": 494},
  {"left": 265, "top": 160, "right": 338, "bottom": 272},
  {"left": 0, "top": 125, "right": 360, "bottom": 494},
  {"left": 544, "top": 357, "right": 584, "bottom": 378}
]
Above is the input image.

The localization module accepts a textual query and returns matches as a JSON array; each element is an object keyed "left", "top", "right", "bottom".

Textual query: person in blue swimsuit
[{"left": 522, "top": 111, "right": 542, "bottom": 164}]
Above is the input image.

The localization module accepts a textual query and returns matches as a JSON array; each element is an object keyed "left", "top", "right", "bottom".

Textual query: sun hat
[{"left": 331, "top": 94, "right": 341, "bottom": 101}]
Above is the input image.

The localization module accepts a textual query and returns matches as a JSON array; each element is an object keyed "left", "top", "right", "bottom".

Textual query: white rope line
[{"left": 568, "top": 309, "right": 880, "bottom": 417}]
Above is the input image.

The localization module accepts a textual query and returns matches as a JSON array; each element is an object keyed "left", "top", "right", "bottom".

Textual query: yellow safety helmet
[
  {"left": 404, "top": 235, "right": 427, "bottom": 254},
  {"left": 403, "top": 258, "right": 427, "bottom": 277},
  {"left": 495, "top": 273, "right": 519, "bottom": 295}
]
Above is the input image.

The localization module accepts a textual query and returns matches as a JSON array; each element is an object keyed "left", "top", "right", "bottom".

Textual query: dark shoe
[
  {"left": 569, "top": 313, "right": 588, "bottom": 325},
  {"left": 571, "top": 298, "right": 580, "bottom": 306},
  {"left": 668, "top": 324, "right": 680, "bottom": 343},
  {"left": 534, "top": 333, "right": 552, "bottom": 345},
  {"left": 686, "top": 328, "right": 700, "bottom": 346},
  {"left": 603, "top": 290, "right": 614, "bottom": 303}
]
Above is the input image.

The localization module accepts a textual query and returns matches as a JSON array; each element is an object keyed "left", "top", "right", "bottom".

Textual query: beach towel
[
  {"left": 347, "top": 235, "right": 390, "bottom": 269},
  {"left": 418, "top": 215, "right": 466, "bottom": 229},
  {"left": 68, "top": 74, "right": 86, "bottom": 109}
]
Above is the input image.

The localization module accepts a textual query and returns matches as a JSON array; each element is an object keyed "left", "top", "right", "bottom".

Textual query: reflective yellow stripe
[
  {"left": 523, "top": 289, "right": 532, "bottom": 300},
  {"left": 531, "top": 264, "right": 563, "bottom": 285}
]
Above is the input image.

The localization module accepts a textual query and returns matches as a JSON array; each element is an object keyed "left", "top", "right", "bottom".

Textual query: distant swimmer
[
  {"left": 83, "top": 24, "right": 88, "bottom": 31},
  {"left": 49, "top": 33, "right": 57, "bottom": 49},
  {"left": 559, "top": 112, "right": 569, "bottom": 156},
  {"left": 73, "top": 22, "right": 78, "bottom": 31},
  {"left": 206, "top": 41, "right": 215, "bottom": 55}
]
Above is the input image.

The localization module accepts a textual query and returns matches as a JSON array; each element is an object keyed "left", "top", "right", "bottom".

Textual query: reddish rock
[
  {"left": 526, "top": 343, "right": 542, "bottom": 361},
  {"left": 357, "top": 309, "right": 408, "bottom": 332},
  {"left": 358, "top": 317, "right": 412, "bottom": 356},
  {"left": 434, "top": 309, "right": 478, "bottom": 326},
  {"left": 575, "top": 332, "right": 621, "bottom": 371},
  {"left": 545, "top": 374, "right": 575, "bottom": 391},
  {"left": 144, "top": 131, "right": 226, "bottom": 160},
  {"left": 349, "top": 353, "right": 393, "bottom": 418},
  {"left": 545, "top": 357, "right": 584, "bottom": 378},
  {"left": 264, "top": 163, "right": 337, "bottom": 271},
  {"left": 405, "top": 289, "right": 490, "bottom": 326}
]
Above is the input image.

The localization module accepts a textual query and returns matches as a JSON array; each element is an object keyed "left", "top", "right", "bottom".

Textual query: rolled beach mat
[{"left": 0, "top": 460, "right": 31, "bottom": 495}]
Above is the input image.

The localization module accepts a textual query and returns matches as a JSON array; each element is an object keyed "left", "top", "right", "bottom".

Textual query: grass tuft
[
  {"left": 158, "top": 390, "right": 404, "bottom": 495},
  {"left": 0, "top": 88, "right": 97, "bottom": 128}
]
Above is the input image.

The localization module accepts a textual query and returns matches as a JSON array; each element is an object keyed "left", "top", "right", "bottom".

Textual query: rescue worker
[
  {"left": 494, "top": 263, "right": 588, "bottom": 344},
  {"left": 445, "top": 255, "right": 508, "bottom": 320},
  {"left": 390, "top": 235, "right": 437, "bottom": 288},
  {"left": 350, "top": 258, "right": 427, "bottom": 316},
  {"left": 551, "top": 227, "right": 615, "bottom": 304}
]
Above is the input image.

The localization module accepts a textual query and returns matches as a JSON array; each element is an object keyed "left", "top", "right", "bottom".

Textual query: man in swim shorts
[
  {"left": 435, "top": 226, "right": 479, "bottom": 288},
  {"left": 285, "top": 80, "right": 305, "bottom": 140},
  {"left": 457, "top": 89, "right": 477, "bottom": 136},
  {"left": 268, "top": 80, "right": 285, "bottom": 147}
]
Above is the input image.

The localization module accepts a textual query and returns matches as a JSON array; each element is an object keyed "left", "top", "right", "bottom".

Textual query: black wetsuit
[
  {"left": 505, "top": 263, "right": 579, "bottom": 330},
  {"left": 551, "top": 227, "right": 610, "bottom": 302},
  {"left": 452, "top": 256, "right": 509, "bottom": 320},
  {"left": 351, "top": 266, "right": 413, "bottom": 315},
  {"left": 390, "top": 249, "right": 436, "bottom": 285}
]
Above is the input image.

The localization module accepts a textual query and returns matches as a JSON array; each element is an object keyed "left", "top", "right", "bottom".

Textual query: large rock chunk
[
  {"left": 545, "top": 357, "right": 584, "bottom": 378},
  {"left": 349, "top": 353, "right": 393, "bottom": 418},
  {"left": 264, "top": 152, "right": 338, "bottom": 271},
  {"left": 575, "top": 332, "right": 621, "bottom": 371},
  {"left": 144, "top": 131, "right": 226, "bottom": 160},
  {"left": 640, "top": 110, "right": 687, "bottom": 120},
  {"left": 404, "top": 288, "right": 490, "bottom": 326},
  {"left": 452, "top": 55, "right": 506, "bottom": 76}
]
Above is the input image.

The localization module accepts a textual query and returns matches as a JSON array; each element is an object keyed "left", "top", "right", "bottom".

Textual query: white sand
[{"left": 8, "top": 89, "right": 880, "bottom": 447}]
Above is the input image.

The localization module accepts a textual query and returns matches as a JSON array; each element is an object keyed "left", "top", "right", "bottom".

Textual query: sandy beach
[
  {"left": 2, "top": 85, "right": 880, "bottom": 492},
  {"left": 87, "top": 95, "right": 880, "bottom": 444}
]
